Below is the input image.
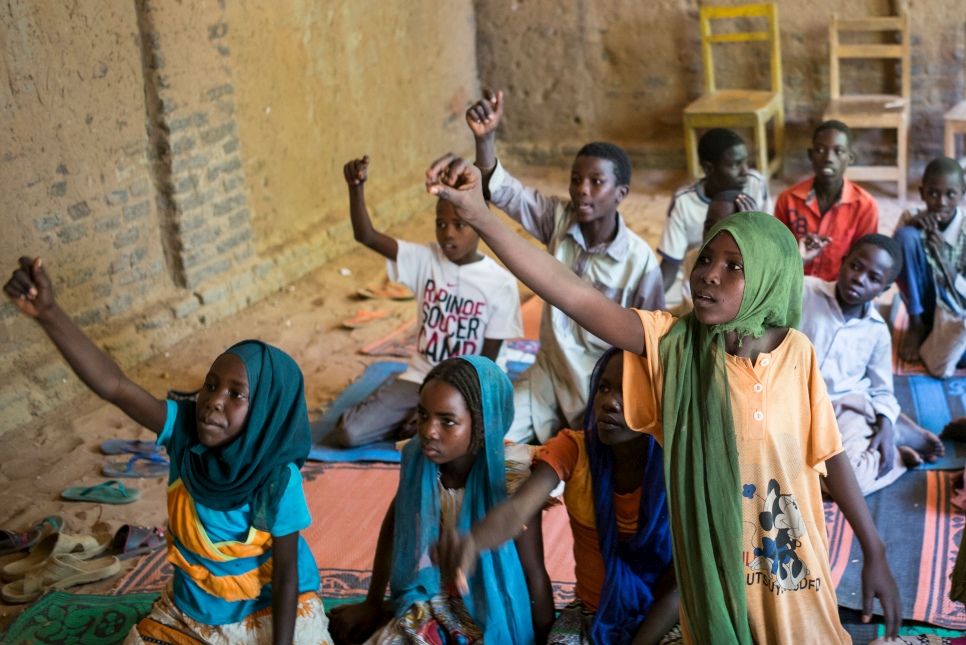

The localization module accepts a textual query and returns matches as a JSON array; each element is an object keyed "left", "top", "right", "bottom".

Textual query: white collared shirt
[{"left": 799, "top": 277, "right": 899, "bottom": 423}]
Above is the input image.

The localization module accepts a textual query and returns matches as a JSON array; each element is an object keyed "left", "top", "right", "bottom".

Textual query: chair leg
[
  {"left": 684, "top": 119, "right": 700, "bottom": 179},
  {"left": 756, "top": 119, "right": 768, "bottom": 181},
  {"left": 897, "top": 119, "right": 908, "bottom": 203},
  {"left": 945, "top": 122, "right": 957, "bottom": 160},
  {"left": 774, "top": 104, "right": 786, "bottom": 180}
]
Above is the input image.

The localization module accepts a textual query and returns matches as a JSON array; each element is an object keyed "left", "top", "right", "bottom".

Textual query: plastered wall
[
  {"left": 0, "top": 0, "right": 479, "bottom": 436},
  {"left": 474, "top": 0, "right": 965, "bottom": 170}
]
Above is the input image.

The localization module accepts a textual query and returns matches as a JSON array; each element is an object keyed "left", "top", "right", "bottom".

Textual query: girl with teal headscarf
[
  {"left": 328, "top": 356, "right": 540, "bottom": 645},
  {"left": 424, "top": 156, "right": 904, "bottom": 644},
  {"left": 4, "top": 257, "right": 330, "bottom": 644}
]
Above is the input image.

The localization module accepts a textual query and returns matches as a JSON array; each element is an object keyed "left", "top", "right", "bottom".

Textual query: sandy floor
[{"left": 0, "top": 163, "right": 908, "bottom": 624}]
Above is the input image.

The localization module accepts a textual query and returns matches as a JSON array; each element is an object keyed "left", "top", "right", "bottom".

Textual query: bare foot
[
  {"left": 898, "top": 445, "right": 923, "bottom": 469},
  {"left": 899, "top": 319, "right": 927, "bottom": 363},
  {"left": 895, "top": 413, "right": 945, "bottom": 463}
]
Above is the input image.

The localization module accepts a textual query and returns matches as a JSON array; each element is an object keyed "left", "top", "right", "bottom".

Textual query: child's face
[
  {"left": 919, "top": 171, "right": 965, "bottom": 222},
  {"left": 808, "top": 129, "right": 853, "bottom": 185},
  {"left": 594, "top": 353, "right": 637, "bottom": 446},
  {"left": 436, "top": 200, "right": 481, "bottom": 266},
  {"left": 702, "top": 201, "right": 739, "bottom": 240},
  {"left": 196, "top": 353, "right": 250, "bottom": 448},
  {"left": 569, "top": 156, "right": 628, "bottom": 223},
  {"left": 416, "top": 379, "right": 474, "bottom": 466},
  {"left": 836, "top": 243, "right": 894, "bottom": 307},
  {"left": 690, "top": 231, "right": 745, "bottom": 325},
  {"left": 702, "top": 144, "right": 749, "bottom": 193}
]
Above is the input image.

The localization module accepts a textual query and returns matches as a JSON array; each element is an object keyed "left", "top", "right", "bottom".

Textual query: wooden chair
[
  {"left": 823, "top": 14, "right": 910, "bottom": 201},
  {"left": 944, "top": 34, "right": 966, "bottom": 163},
  {"left": 683, "top": 3, "right": 784, "bottom": 181}
]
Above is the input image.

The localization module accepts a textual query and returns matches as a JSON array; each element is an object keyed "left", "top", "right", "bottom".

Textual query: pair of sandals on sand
[
  {"left": 55, "top": 440, "right": 170, "bottom": 505},
  {"left": 0, "top": 518, "right": 164, "bottom": 603}
]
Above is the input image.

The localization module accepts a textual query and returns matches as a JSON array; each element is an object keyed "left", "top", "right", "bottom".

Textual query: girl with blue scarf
[
  {"left": 439, "top": 348, "right": 680, "bottom": 645},
  {"left": 4, "top": 257, "right": 331, "bottom": 645},
  {"left": 328, "top": 356, "right": 541, "bottom": 645}
]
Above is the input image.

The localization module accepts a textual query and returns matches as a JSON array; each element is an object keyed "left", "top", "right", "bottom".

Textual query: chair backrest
[
  {"left": 828, "top": 13, "right": 910, "bottom": 101},
  {"left": 698, "top": 2, "right": 782, "bottom": 95}
]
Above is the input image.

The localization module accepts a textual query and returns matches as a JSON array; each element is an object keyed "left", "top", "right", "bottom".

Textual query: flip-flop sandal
[
  {"left": 61, "top": 480, "right": 140, "bottom": 505},
  {"left": 342, "top": 309, "right": 392, "bottom": 329},
  {"left": 101, "top": 452, "right": 170, "bottom": 478},
  {"left": 0, "top": 515, "right": 64, "bottom": 557},
  {"left": 3, "top": 532, "right": 110, "bottom": 581},
  {"left": 100, "top": 439, "right": 165, "bottom": 455},
  {"left": 357, "top": 283, "right": 415, "bottom": 300},
  {"left": 111, "top": 525, "right": 166, "bottom": 560},
  {"left": 1, "top": 553, "right": 121, "bottom": 603}
]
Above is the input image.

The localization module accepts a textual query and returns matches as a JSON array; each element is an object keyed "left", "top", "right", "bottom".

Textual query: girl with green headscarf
[
  {"left": 425, "top": 156, "right": 903, "bottom": 644},
  {"left": 3, "top": 257, "right": 331, "bottom": 644}
]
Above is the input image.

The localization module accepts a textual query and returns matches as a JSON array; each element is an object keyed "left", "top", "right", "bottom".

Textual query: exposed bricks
[
  {"left": 68, "top": 201, "right": 91, "bottom": 220},
  {"left": 123, "top": 200, "right": 151, "bottom": 220}
]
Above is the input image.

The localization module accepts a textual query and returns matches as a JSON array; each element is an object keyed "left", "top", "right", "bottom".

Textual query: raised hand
[
  {"left": 735, "top": 193, "right": 758, "bottom": 213},
  {"left": 798, "top": 234, "right": 832, "bottom": 264},
  {"left": 4, "top": 257, "right": 54, "bottom": 319},
  {"left": 343, "top": 155, "right": 370, "bottom": 187},
  {"left": 465, "top": 90, "right": 504, "bottom": 139},
  {"left": 425, "top": 154, "right": 487, "bottom": 223}
]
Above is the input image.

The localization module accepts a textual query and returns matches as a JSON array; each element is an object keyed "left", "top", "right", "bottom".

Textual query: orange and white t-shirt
[{"left": 622, "top": 309, "right": 850, "bottom": 645}]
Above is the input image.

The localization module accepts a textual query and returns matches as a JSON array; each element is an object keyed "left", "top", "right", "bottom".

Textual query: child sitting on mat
[
  {"left": 439, "top": 348, "right": 680, "bottom": 645},
  {"left": 424, "top": 155, "right": 902, "bottom": 642},
  {"left": 328, "top": 155, "right": 522, "bottom": 448},
  {"left": 466, "top": 90, "right": 664, "bottom": 444},
  {"left": 799, "top": 235, "right": 944, "bottom": 496},
  {"left": 3, "top": 257, "right": 332, "bottom": 645},
  {"left": 327, "top": 357, "right": 544, "bottom": 644},
  {"left": 893, "top": 157, "right": 966, "bottom": 375}
]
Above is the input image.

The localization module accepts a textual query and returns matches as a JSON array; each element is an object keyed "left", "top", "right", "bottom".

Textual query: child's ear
[
  {"left": 615, "top": 184, "right": 629, "bottom": 204},
  {"left": 700, "top": 160, "right": 714, "bottom": 178}
]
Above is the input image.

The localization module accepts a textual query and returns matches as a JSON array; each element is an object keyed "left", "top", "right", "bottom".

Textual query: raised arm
[
  {"left": 466, "top": 90, "right": 504, "bottom": 199},
  {"left": 344, "top": 156, "right": 399, "bottom": 261},
  {"left": 426, "top": 155, "right": 646, "bottom": 354},
  {"left": 4, "top": 257, "right": 166, "bottom": 433},
  {"left": 823, "top": 452, "right": 901, "bottom": 638}
]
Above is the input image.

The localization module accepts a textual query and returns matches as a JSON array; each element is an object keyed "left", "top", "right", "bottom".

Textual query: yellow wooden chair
[
  {"left": 683, "top": 3, "right": 784, "bottom": 181},
  {"left": 944, "top": 35, "right": 966, "bottom": 163},
  {"left": 823, "top": 14, "right": 910, "bottom": 201}
]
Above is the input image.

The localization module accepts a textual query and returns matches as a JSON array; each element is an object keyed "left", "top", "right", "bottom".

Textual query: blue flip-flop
[
  {"left": 101, "top": 453, "right": 169, "bottom": 479},
  {"left": 62, "top": 480, "right": 140, "bottom": 504},
  {"left": 100, "top": 439, "right": 164, "bottom": 456}
]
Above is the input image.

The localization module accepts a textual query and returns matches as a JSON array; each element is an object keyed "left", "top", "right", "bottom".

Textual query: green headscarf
[{"left": 658, "top": 212, "right": 801, "bottom": 643}]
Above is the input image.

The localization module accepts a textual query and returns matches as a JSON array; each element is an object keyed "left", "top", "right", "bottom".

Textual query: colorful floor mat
[
  {"left": 895, "top": 374, "right": 966, "bottom": 470},
  {"left": 1, "top": 590, "right": 158, "bottom": 645},
  {"left": 826, "top": 469, "right": 966, "bottom": 630},
  {"left": 112, "top": 462, "right": 578, "bottom": 606}
]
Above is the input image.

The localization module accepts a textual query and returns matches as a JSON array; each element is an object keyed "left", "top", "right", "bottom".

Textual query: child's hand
[
  {"left": 798, "top": 234, "right": 831, "bottom": 264},
  {"left": 327, "top": 599, "right": 390, "bottom": 644},
  {"left": 431, "top": 525, "right": 478, "bottom": 596},
  {"left": 4, "top": 257, "right": 55, "bottom": 319},
  {"left": 870, "top": 418, "right": 896, "bottom": 479},
  {"left": 343, "top": 155, "right": 370, "bottom": 187},
  {"left": 465, "top": 90, "right": 504, "bottom": 140},
  {"left": 735, "top": 193, "right": 758, "bottom": 213},
  {"left": 426, "top": 154, "right": 487, "bottom": 224},
  {"left": 941, "top": 417, "right": 966, "bottom": 442},
  {"left": 861, "top": 550, "right": 902, "bottom": 638}
]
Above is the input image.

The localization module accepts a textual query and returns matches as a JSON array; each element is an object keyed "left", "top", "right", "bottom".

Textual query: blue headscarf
[
  {"left": 389, "top": 356, "right": 534, "bottom": 644},
  {"left": 169, "top": 340, "right": 311, "bottom": 532},
  {"left": 585, "top": 348, "right": 672, "bottom": 645}
]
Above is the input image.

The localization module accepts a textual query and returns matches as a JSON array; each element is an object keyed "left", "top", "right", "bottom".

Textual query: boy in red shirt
[{"left": 775, "top": 120, "right": 879, "bottom": 281}]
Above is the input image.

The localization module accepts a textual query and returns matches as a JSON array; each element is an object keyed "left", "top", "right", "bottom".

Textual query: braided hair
[{"left": 420, "top": 357, "right": 485, "bottom": 453}]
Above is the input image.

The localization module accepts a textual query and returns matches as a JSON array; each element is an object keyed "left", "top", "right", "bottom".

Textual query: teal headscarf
[
  {"left": 390, "top": 356, "right": 534, "bottom": 644},
  {"left": 658, "top": 212, "right": 802, "bottom": 644},
  {"left": 169, "top": 340, "right": 311, "bottom": 532}
]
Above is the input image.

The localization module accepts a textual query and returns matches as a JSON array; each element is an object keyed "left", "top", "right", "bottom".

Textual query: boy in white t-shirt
[
  {"left": 327, "top": 156, "right": 523, "bottom": 447},
  {"left": 658, "top": 128, "right": 770, "bottom": 293}
]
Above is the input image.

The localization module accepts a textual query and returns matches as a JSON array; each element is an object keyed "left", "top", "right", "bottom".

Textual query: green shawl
[{"left": 658, "top": 212, "right": 802, "bottom": 643}]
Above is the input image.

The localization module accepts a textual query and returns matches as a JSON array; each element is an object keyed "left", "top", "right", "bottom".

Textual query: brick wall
[{"left": 0, "top": 0, "right": 479, "bottom": 437}]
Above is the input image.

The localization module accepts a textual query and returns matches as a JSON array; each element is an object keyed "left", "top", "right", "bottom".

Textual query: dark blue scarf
[{"left": 585, "top": 348, "right": 673, "bottom": 645}]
